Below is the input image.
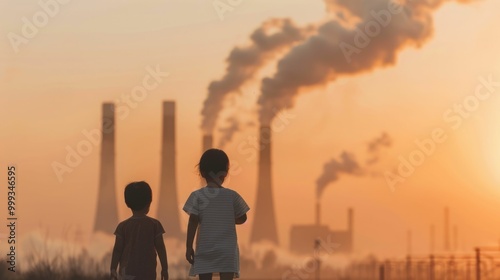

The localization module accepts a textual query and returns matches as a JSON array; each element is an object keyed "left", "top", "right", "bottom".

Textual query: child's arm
[
  {"left": 233, "top": 191, "right": 250, "bottom": 225},
  {"left": 185, "top": 214, "right": 199, "bottom": 264},
  {"left": 235, "top": 213, "right": 247, "bottom": 225},
  {"left": 154, "top": 235, "right": 169, "bottom": 280},
  {"left": 110, "top": 235, "right": 124, "bottom": 279}
]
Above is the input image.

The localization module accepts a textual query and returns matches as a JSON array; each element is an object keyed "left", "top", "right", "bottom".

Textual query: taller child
[{"left": 183, "top": 149, "right": 250, "bottom": 280}]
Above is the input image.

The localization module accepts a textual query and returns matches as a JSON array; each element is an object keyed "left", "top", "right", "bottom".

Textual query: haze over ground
[{"left": 1, "top": 0, "right": 500, "bottom": 260}]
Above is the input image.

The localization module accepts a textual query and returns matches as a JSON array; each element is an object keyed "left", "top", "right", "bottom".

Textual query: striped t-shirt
[{"left": 183, "top": 187, "right": 250, "bottom": 278}]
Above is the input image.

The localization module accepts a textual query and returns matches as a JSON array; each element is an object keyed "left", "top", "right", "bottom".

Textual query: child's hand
[
  {"left": 110, "top": 270, "right": 118, "bottom": 280},
  {"left": 161, "top": 269, "right": 169, "bottom": 280},
  {"left": 186, "top": 247, "right": 195, "bottom": 264}
]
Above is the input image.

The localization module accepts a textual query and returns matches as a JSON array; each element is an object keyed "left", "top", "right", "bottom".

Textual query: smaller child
[{"left": 110, "top": 181, "right": 169, "bottom": 280}]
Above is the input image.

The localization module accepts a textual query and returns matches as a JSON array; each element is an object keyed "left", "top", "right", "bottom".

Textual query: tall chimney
[
  {"left": 444, "top": 207, "right": 450, "bottom": 251},
  {"left": 250, "top": 126, "right": 279, "bottom": 245},
  {"left": 94, "top": 103, "right": 119, "bottom": 234},
  {"left": 157, "top": 101, "right": 183, "bottom": 239},
  {"left": 315, "top": 201, "right": 321, "bottom": 226},
  {"left": 453, "top": 225, "right": 458, "bottom": 252},
  {"left": 202, "top": 134, "right": 213, "bottom": 152},
  {"left": 348, "top": 208, "right": 354, "bottom": 252},
  {"left": 407, "top": 229, "right": 412, "bottom": 255},
  {"left": 430, "top": 224, "right": 435, "bottom": 253}
]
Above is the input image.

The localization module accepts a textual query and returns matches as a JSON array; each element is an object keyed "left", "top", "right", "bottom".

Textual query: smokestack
[
  {"left": 250, "top": 126, "right": 279, "bottom": 245},
  {"left": 202, "top": 134, "right": 213, "bottom": 152},
  {"left": 453, "top": 225, "right": 458, "bottom": 252},
  {"left": 94, "top": 103, "right": 119, "bottom": 234},
  {"left": 444, "top": 207, "right": 450, "bottom": 251},
  {"left": 430, "top": 224, "right": 435, "bottom": 253},
  {"left": 157, "top": 101, "right": 183, "bottom": 239},
  {"left": 315, "top": 201, "right": 321, "bottom": 226},
  {"left": 348, "top": 208, "right": 353, "bottom": 252},
  {"left": 407, "top": 230, "right": 412, "bottom": 255}
]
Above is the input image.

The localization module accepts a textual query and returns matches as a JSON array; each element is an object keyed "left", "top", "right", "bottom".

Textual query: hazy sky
[{"left": 1, "top": 0, "right": 500, "bottom": 258}]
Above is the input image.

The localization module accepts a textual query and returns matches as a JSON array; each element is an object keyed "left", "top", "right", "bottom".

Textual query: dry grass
[{"left": 0, "top": 249, "right": 109, "bottom": 280}]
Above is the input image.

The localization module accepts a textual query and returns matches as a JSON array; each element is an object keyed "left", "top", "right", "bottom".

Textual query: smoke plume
[
  {"left": 316, "top": 151, "right": 363, "bottom": 199},
  {"left": 217, "top": 115, "right": 240, "bottom": 148},
  {"left": 201, "top": 18, "right": 313, "bottom": 134},
  {"left": 366, "top": 132, "right": 392, "bottom": 165},
  {"left": 258, "top": 0, "right": 474, "bottom": 125}
]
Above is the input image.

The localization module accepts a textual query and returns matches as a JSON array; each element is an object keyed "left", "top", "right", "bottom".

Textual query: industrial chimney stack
[
  {"left": 444, "top": 207, "right": 450, "bottom": 251},
  {"left": 315, "top": 202, "right": 321, "bottom": 226},
  {"left": 157, "top": 101, "right": 183, "bottom": 239},
  {"left": 430, "top": 224, "right": 435, "bottom": 253},
  {"left": 202, "top": 134, "right": 213, "bottom": 152},
  {"left": 348, "top": 208, "right": 354, "bottom": 252},
  {"left": 250, "top": 126, "right": 279, "bottom": 245},
  {"left": 94, "top": 103, "right": 119, "bottom": 234}
]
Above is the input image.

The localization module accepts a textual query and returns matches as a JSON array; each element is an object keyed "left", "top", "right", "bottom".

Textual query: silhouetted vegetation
[{"left": 0, "top": 249, "right": 108, "bottom": 280}]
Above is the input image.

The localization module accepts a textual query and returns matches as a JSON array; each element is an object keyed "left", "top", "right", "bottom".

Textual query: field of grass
[
  {"left": 0, "top": 246, "right": 196, "bottom": 280},
  {"left": 0, "top": 250, "right": 109, "bottom": 280}
]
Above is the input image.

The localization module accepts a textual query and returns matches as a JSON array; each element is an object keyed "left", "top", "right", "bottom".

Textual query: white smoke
[
  {"left": 366, "top": 132, "right": 392, "bottom": 165},
  {"left": 201, "top": 18, "right": 313, "bottom": 134},
  {"left": 258, "top": 0, "right": 474, "bottom": 125},
  {"left": 316, "top": 151, "right": 363, "bottom": 199}
]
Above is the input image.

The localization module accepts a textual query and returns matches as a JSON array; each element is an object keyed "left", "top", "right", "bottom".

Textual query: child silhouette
[
  {"left": 183, "top": 149, "right": 250, "bottom": 280},
  {"left": 110, "top": 181, "right": 169, "bottom": 280}
]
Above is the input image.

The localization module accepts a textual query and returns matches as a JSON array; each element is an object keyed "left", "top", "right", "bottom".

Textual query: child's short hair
[
  {"left": 199, "top": 149, "right": 230, "bottom": 180},
  {"left": 124, "top": 181, "right": 152, "bottom": 211}
]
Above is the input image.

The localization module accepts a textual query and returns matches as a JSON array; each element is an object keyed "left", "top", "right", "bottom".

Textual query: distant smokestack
[
  {"left": 202, "top": 134, "right": 213, "bottom": 152},
  {"left": 407, "top": 230, "right": 412, "bottom": 255},
  {"left": 453, "top": 225, "right": 458, "bottom": 252},
  {"left": 315, "top": 201, "right": 321, "bottom": 226},
  {"left": 348, "top": 208, "right": 353, "bottom": 252},
  {"left": 444, "top": 207, "right": 450, "bottom": 251},
  {"left": 94, "top": 103, "right": 119, "bottom": 234},
  {"left": 250, "top": 126, "right": 279, "bottom": 245},
  {"left": 430, "top": 224, "right": 435, "bottom": 253},
  {"left": 157, "top": 101, "right": 183, "bottom": 239}
]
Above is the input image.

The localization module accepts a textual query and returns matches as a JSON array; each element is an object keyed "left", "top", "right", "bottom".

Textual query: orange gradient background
[{"left": 1, "top": 0, "right": 500, "bottom": 260}]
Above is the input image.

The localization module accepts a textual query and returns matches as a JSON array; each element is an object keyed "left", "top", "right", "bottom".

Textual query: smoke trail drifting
[
  {"left": 316, "top": 151, "right": 362, "bottom": 199},
  {"left": 366, "top": 132, "right": 392, "bottom": 165},
  {"left": 258, "top": 0, "right": 474, "bottom": 125},
  {"left": 217, "top": 115, "right": 240, "bottom": 148},
  {"left": 201, "top": 18, "right": 313, "bottom": 134}
]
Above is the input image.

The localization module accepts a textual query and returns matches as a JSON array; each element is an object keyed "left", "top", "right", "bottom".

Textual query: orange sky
[{"left": 1, "top": 0, "right": 500, "bottom": 259}]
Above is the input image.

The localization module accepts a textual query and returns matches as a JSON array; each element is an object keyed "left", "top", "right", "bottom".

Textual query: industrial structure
[
  {"left": 92, "top": 101, "right": 354, "bottom": 251},
  {"left": 202, "top": 134, "right": 213, "bottom": 152},
  {"left": 93, "top": 103, "right": 119, "bottom": 234},
  {"left": 250, "top": 126, "right": 280, "bottom": 245},
  {"left": 157, "top": 101, "right": 183, "bottom": 239},
  {"left": 290, "top": 203, "right": 353, "bottom": 254},
  {"left": 444, "top": 206, "right": 450, "bottom": 251}
]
